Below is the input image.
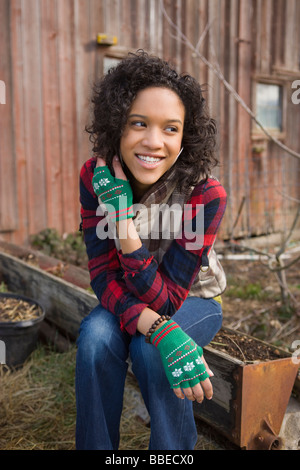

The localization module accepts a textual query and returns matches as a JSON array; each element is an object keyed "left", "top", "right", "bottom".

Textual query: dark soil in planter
[
  {"left": 210, "top": 329, "right": 284, "bottom": 362},
  {"left": 0, "top": 293, "right": 45, "bottom": 367}
]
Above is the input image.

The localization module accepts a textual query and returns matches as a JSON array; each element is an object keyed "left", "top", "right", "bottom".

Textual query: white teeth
[{"left": 137, "top": 154, "right": 161, "bottom": 163}]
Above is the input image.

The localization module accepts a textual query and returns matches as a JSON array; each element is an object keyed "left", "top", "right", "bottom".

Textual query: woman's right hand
[{"left": 92, "top": 156, "right": 134, "bottom": 221}]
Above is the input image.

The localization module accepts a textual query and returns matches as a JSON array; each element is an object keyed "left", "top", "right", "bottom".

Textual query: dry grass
[
  {"left": 0, "top": 344, "right": 152, "bottom": 450},
  {"left": 0, "top": 344, "right": 77, "bottom": 450},
  {"left": 0, "top": 343, "right": 229, "bottom": 451}
]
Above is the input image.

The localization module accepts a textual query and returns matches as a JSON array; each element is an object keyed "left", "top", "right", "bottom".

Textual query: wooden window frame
[
  {"left": 251, "top": 76, "right": 287, "bottom": 142},
  {"left": 96, "top": 46, "right": 136, "bottom": 78}
]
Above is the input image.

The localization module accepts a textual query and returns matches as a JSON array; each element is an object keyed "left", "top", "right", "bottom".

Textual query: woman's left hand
[{"left": 173, "top": 353, "right": 214, "bottom": 403}]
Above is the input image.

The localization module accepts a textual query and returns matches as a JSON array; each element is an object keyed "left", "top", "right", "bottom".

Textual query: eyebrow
[{"left": 128, "top": 113, "right": 183, "bottom": 125}]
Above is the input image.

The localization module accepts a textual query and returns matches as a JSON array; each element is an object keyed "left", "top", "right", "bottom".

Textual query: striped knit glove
[
  {"left": 92, "top": 166, "right": 134, "bottom": 222},
  {"left": 151, "top": 320, "right": 209, "bottom": 389}
]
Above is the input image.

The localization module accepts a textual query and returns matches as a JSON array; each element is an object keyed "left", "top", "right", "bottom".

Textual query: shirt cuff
[
  {"left": 118, "top": 244, "right": 155, "bottom": 277},
  {"left": 120, "top": 301, "right": 148, "bottom": 336}
]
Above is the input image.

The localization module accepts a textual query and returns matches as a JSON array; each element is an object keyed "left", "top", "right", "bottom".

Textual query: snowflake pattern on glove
[
  {"left": 93, "top": 178, "right": 110, "bottom": 191},
  {"left": 183, "top": 362, "right": 195, "bottom": 372},
  {"left": 100, "top": 178, "right": 110, "bottom": 186},
  {"left": 172, "top": 368, "right": 183, "bottom": 378}
]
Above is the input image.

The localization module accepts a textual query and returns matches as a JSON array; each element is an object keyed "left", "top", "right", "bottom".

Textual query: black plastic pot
[{"left": 0, "top": 293, "right": 45, "bottom": 367}]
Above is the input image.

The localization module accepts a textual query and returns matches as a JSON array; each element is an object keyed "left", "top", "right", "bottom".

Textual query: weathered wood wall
[{"left": 0, "top": 0, "right": 299, "bottom": 244}]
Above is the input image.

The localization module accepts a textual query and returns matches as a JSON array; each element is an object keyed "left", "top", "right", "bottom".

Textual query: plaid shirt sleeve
[
  {"left": 118, "top": 178, "right": 227, "bottom": 317},
  {"left": 80, "top": 158, "right": 148, "bottom": 334}
]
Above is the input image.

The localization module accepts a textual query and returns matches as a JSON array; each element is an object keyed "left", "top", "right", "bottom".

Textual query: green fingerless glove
[
  {"left": 92, "top": 166, "right": 134, "bottom": 221},
  {"left": 151, "top": 320, "right": 209, "bottom": 389}
]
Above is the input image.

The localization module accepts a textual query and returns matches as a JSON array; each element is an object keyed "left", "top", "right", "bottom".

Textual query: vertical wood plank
[
  {"left": 57, "top": 0, "right": 80, "bottom": 233},
  {"left": 236, "top": 0, "right": 252, "bottom": 235},
  {"left": 74, "top": 0, "right": 93, "bottom": 171},
  {"left": 22, "top": 0, "right": 47, "bottom": 236},
  {"left": 155, "top": 0, "right": 163, "bottom": 56},
  {"left": 219, "top": 0, "right": 239, "bottom": 238},
  {"left": 260, "top": 0, "right": 272, "bottom": 74},
  {"left": 41, "top": 0, "right": 63, "bottom": 233},
  {"left": 9, "top": 0, "right": 28, "bottom": 243},
  {"left": 0, "top": 0, "right": 17, "bottom": 234},
  {"left": 284, "top": 0, "right": 297, "bottom": 71},
  {"left": 271, "top": 0, "right": 283, "bottom": 68}
]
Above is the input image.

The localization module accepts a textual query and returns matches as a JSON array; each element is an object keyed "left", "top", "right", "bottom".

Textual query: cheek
[{"left": 172, "top": 136, "right": 184, "bottom": 156}]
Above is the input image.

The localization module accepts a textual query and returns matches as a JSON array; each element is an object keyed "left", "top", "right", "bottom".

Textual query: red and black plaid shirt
[{"left": 80, "top": 157, "right": 227, "bottom": 335}]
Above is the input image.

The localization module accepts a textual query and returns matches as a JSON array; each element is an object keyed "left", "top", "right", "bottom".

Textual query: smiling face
[{"left": 120, "top": 86, "right": 185, "bottom": 199}]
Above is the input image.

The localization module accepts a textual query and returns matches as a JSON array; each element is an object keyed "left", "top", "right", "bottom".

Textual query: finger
[
  {"left": 182, "top": 387, "right": 195, "bottom": 401},
  {"left": 201, "top": 355, "right": 214, "bottom": 377},
  {"left": 190, "top": 383, "right": 204, "bottom": 403},
  {"left": 96, "top": 157, "right": 106, "bottom": 167},
  {"left": 200, "top": 377, "right": 213, "bottom": 400},
  {"left": 112, "top": 155, "right": 127, "bottom": 180},
  {"left": 173, "top": 388, "right": 185, "bottom": 400}
]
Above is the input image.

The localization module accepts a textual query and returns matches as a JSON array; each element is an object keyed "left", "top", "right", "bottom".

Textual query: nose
[{"left": 141, "top": 126, "right": 164, "bottom": 150}]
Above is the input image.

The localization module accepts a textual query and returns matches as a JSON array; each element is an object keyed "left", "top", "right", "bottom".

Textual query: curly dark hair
[{"left": 86, "top": 50, "right": 218, "bottom": 189}]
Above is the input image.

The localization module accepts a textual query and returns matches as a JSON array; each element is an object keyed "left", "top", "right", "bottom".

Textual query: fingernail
[{"left": 114, "top": 155, "right": 119, "bottom": 161}]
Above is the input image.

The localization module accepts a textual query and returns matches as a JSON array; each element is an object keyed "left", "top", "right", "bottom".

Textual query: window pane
[{"left": 256, "top": 83, "right": 282, "bottom": 130}]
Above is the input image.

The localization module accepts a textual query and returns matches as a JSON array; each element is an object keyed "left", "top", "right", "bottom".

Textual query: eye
[
  {"left": 131, "top": 121, "right": 146, "bottom": 128},
  {"left": 165, "top": 125, "right": 178, "bottom": 133}
]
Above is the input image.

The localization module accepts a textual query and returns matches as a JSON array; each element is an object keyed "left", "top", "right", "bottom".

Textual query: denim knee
[
  {"left": 76, "top": 306, "right": 129, "bottom": 369},
  {"left": 173, "top": 297, "right": 223, "bottom": 348}
]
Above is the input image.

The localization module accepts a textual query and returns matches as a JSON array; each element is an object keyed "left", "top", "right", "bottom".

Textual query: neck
[{"left": 132, "top": 180, "right": 152, "bottom": 203}]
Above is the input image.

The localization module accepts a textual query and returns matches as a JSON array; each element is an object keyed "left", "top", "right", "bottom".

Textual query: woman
[{"left": 76, "top": 50, "right": 227, "bottom": 450}]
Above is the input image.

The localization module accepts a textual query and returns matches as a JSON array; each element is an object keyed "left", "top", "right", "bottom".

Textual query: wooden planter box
[
  {"left": 0, "top": 243, "right": 97, "bottom": 339},
  {"left": 194, "top": 328, "right": 299, "bottom": 450}
]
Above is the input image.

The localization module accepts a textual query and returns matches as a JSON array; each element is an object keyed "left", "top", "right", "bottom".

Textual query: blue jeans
[{"left": 75, "top": 297, "right": 222, "bottom": 450}]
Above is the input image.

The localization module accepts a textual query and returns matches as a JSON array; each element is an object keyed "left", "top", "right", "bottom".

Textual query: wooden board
[
  {"left": 0, "top": 240, "right": 91, "bottom": 290},
  {"left": 193, "top": 346, "right": 242, "bottom": 442},
  {"left": 0, "top": 251, "right": 98, "bottom": 339}
]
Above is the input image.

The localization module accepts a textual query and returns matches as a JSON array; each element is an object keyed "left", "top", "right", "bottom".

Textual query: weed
[
  {"left": 29, "top": 228, "right": 88, "bottom": 268},
  {"left": 0, "top": 282, "right": 8, "bottom": 293},
  {"left": 225, "top": 281, "right": 268, "bottom": 300}
]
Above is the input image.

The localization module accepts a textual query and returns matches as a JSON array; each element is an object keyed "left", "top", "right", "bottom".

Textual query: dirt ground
[{"left": 219, "top": 256, "right": 300, "bottom": 353}]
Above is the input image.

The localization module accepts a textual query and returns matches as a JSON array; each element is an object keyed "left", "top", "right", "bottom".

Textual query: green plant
[
  {"left": 225, "top": 281, "right": 267, "bottom": 300},
  {"left": 29, "top": 228, "right": 88, "bottom": 268},
  {"left": 0, "top": 282, "right": 8, "bottom": 293}
]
